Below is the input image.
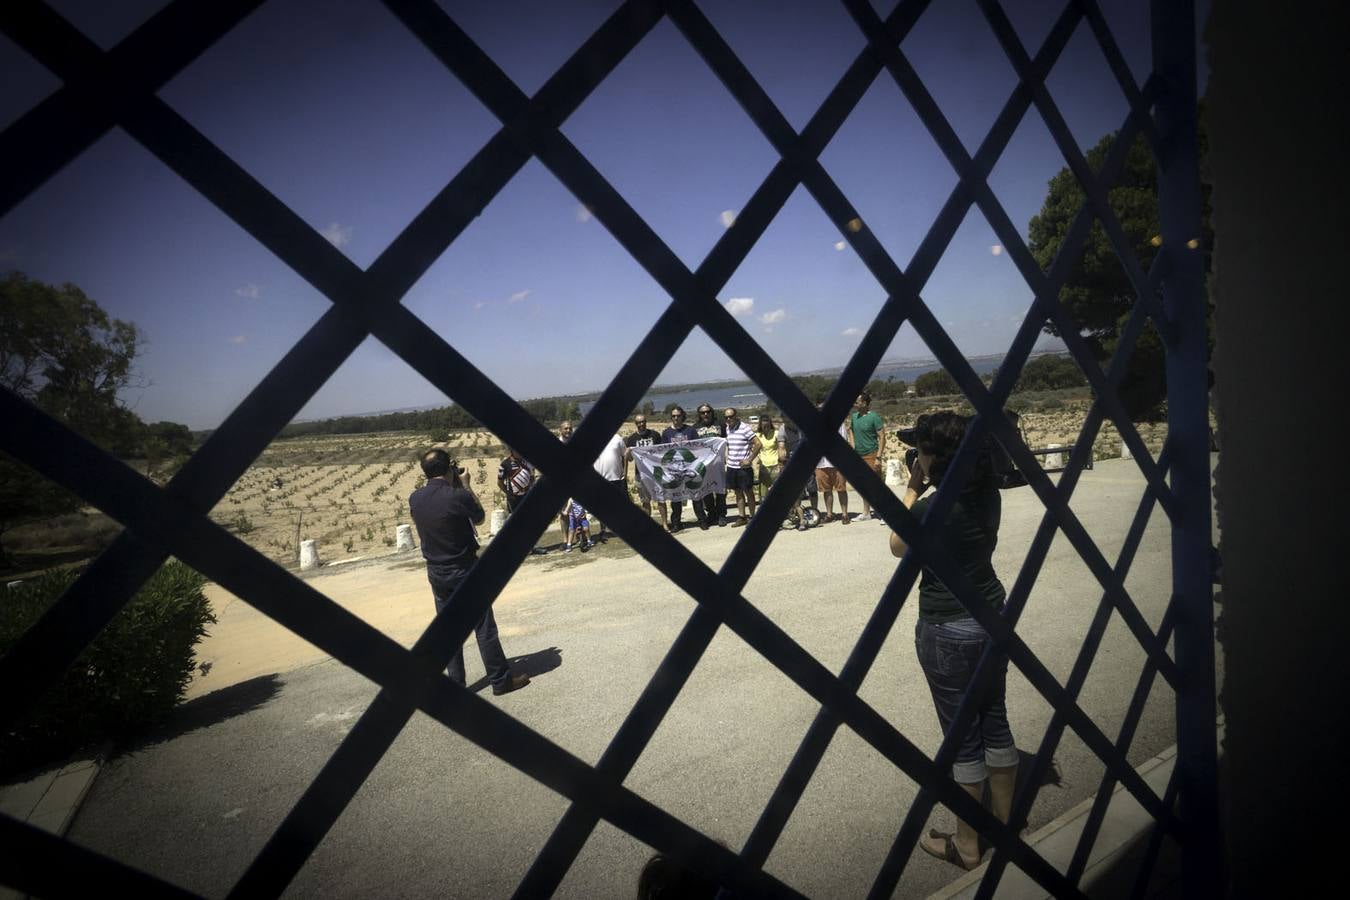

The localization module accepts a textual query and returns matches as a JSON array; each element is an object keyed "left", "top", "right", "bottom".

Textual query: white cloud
[
  {"left": 576, "top": 205, "right": 593, "bottom": 223},
  {"left": 842, "top": 327, "right": 863, "bottom": 336},
  {"left": 235, "top": 283, "right": 260, "bottom": 299},
  {"left": 724, "top": 297, "right": 754, "bottom": 316},
  {"left": 719, "top": 209, "right": 737, "bottom": 228},
  {"left": 508, "top": 289, "right": 531, "bottom": 303},
  {"left": 834, "top": 241, "right": 846, "bottom": 251},
  {"left": 991, "top": 244, "right": 1003, "bottom": 256},
  {"left": 474, "top": 301, "right": 485, "bottom": 310},
  {"left": 320, "top": 222, "right": 352, "bottom": 248},
  {"left": 760, "top": 308, "right": 786, "bottom": 325},
  {"left": 228, "top": 334, "right": 247, "bottom": 344}
]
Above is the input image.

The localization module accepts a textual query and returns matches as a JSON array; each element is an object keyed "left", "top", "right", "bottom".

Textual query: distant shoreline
[{"left": 284, "top": 348, "right": 1070, "bottom": 427}]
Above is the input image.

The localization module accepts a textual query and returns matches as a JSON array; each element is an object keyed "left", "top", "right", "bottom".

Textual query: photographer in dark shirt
[
  {"left": 889, "top": 412, "right": 1017, "bottom": 871},
  {"left": 409, "top": 449, "right": 529, "bottom": 696}
]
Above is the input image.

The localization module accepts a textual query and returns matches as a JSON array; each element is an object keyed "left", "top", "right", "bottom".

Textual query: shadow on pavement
[
  {"left": 467, "top": 646, "right": 562, "bottom": 694},
  {"left": 124, "top": 673, "right": 283, "bottom": 751}
]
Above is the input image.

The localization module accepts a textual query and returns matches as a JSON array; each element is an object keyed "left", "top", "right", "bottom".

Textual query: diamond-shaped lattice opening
[
  {"left": 623, "top": 623, "right": 822, "bottom": 852},
  {"left": 292, "top": 704, "right": 572, "bottom": 896},
  {"left": 1097, "top": 2, "right": 1154, "bottom": 90},
  {"left": 693, "top": 0, "right": 867, "bottom": 132},
  {"left": 985, "top": 83, "right": 1077, "bottom": 280},
  {"left": 0, "top": 31, "right": 60, "bottom": 132},
  {"left": 446, "top": 0, "right": 622, "bottom": 97},
  {"left": 1001, "top": 0, "right": 1064, "bottom": 55},
  {"left": 1075, "top": 609, "right": 1156, "bottom": 747},
  {"left": 44, "top": 0, "right": 173, "bottom": 50},
  {"left": 901, "top": 0, "right": 1023, "bottom": 157},
  {"left": 62, "top": 661, "right": 381, "bottom": 895},
  {"left": 1042, "top": 14, "right": 1132, "bottom": 169},
  {"left": 0, "top": 128, "right": 330, "bottom": 447},
  {"left": 0, "top": 465, "right": 123, "bottom": 587},
  {"left": 156, "top": 0, "right": 500, "bottom": 269},
  {"left": 401, "top": 158, "right": 671, "bottom": 410},
  {"left": 819, "top": 69, "right": 959, "bottom": 274},
  {"left": 763, "top": 726, "right": 923, "bottom": 896},
  {"left": 919, "top": 204, "right": 1040, "bottom": 367},
  {"left": 560, "top": 17, "right": 779, "bottom": 271},
  {"left": 553, "top": 817, "right": 668, "bottom": 898},
  {"left": 497, "top": 551, "right": 692, "bottom": 766}
]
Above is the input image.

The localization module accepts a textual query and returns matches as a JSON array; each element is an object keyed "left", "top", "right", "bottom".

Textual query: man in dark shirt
[
  {"left": 624, "top": 414, "right": 668, "bottom": 530},
  {"left": 693, "top": 403, "right": 728, "bottom": 525},
  {"left": 660, "top": 406, "right": 708, "bottom": 532},
  {"left": 409, "top": 449, "right": 529, "bottom": 696}
]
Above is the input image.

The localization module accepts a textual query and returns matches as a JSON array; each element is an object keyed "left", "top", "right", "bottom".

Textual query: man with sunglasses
[
  {"left": 625, "top": 413, "right": 667, "bottom": 530},
  {"left": 659, "top": 406, "right": 708, "bottom": 532},
  {"left": 693, "top": 404, "right": 727, "bottom": 525}
]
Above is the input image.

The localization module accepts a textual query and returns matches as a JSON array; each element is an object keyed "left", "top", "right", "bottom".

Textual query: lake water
[{"left": 577, "top": 357, "right": 1007, "bottom": 419}]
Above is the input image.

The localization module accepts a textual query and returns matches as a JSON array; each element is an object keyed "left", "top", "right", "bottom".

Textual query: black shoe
[
  {"left": 492, "top": 673, "right": 531, "bottom": 696},
  {"left": 699, "top": 521, "right": 710, "bottom": 530}
]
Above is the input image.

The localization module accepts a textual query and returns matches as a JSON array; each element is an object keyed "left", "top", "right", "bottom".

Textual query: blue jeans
[
  {"left": 427, "top": 562, "right": 510, "bottom": 688},
  {"left": 915, "top": 616, "right": 1018, "bottom": 783}
]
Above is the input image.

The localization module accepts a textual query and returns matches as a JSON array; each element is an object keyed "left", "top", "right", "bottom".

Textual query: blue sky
[{"left": 1, "top": 0, "right": 1208, "bottom": 429}]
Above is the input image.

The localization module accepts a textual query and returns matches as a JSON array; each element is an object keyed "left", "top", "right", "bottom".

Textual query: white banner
[{"left": 631, "top": 437, "right": 726, "bottom": 502}]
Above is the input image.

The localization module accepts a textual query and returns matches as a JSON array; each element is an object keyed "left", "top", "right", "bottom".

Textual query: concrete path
[{"left": 37, "top": 459, "right": 1219, "bottom": 898}]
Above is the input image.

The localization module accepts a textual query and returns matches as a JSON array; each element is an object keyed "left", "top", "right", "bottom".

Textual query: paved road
[{"left": 67, "top": 459, "right": 1221, "bottom": 898}]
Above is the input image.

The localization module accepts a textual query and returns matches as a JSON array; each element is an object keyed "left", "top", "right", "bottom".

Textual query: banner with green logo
[{"left": 631, "top": 437, "right": 726, "bottom": 502}]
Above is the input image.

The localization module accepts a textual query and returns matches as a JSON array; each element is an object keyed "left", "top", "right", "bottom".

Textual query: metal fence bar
[
  {"left": 1150, "top": 1, "right": 1220, "bottom": 895},
  {"left": 735, "top": 7, "right": 1084, "bottom": 872},
  {"left": 514, "top": 6, "right": 937, "bottom": 889},
  {"left": 0, "top": 0, "right": 1216, "bottom": 895},
  {"left": 837, "top": 0, "right": 1180, "bottom": 694},
  {"left": 1129, "top": 761, "right": 1182, "bottom": 900},
  {"left": 0, "top": 0, "right": 265, "bottom": 217},
  {"left": 1068, "top": 596, "right": 1180, "bottom": 885},
  {"left": 974, "top": 441, "right": 1177, "bottom": 898},
  {"left": 0, "top": 815, "right": 195, "bottom": 899},
  {"left": 866, "top": 243, "right": 1165, "bottom": 897},
  {"left": 1077, "top": 0, "right": 1165, "bottom": 158}
]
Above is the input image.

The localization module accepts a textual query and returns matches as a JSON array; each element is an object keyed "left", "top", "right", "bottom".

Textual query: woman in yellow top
[{"left": 753, "top": 415, "right": 781, "bottom": 501}]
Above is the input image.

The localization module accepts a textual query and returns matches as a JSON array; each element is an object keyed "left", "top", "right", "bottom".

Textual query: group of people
[
  {"left": 407, "top": 403, "right": 1019, "bottom": 874},
  {"left": 495, "top": 392, "right": 896, "bottom": 539}
]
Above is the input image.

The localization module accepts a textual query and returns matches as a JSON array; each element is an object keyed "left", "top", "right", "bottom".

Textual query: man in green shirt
[{"left": 849, "top": 391, "right": 886, "bottom": 521}]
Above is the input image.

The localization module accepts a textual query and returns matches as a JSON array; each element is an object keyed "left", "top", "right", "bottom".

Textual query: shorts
[
  {"left": 815, "top": 467, "right": 846, "bottom": 492},
  {"left": 861, "top": 452, "right": 881, "bottom": 476},
  {"left": 726, "top": 466, "right": 755, "bottom": 492}
]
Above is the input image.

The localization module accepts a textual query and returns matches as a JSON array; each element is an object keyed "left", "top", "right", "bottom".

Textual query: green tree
[
  {"left": 914, "top": 369, "right": 959, "bottom": 397},
  {"left": 1013, "top": 354, "right": 1087, "bottom": 392},
  {"left": 1027, "top": 107, "right": 1211, "bottom": 421},
  {"left": 1, "top": 273, "right": 144, "bottom": 562}
]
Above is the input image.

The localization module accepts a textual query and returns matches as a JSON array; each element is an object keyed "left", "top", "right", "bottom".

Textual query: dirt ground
[{"left": 3, "top": 401, "right": 1182, "bottom": 579}]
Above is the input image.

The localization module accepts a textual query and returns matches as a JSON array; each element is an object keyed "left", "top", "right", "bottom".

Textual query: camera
[{"left": 896, "top": 412, "right": 1027, "bottom": 490}]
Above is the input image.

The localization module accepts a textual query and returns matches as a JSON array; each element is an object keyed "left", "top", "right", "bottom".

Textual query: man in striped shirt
[{"left": 723, "top": 407, "right": 759, "bottom": 526}]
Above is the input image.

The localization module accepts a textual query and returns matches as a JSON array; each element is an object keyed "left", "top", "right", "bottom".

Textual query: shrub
[{"left": 0, "top": 561, "right": 215, "bottom": 777}]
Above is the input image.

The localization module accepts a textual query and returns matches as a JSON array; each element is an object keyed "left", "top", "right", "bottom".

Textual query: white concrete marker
[
  {"left": 885, "top": 458, "right": 902, "bottom": 486},
  {"left": 395, "top": 524, "right": 413, "bottom": 551},
  {"left": 489, "top": 508, "right": 506, "bottom": 536},
  {"left": 300, "top": 540, "right": 320, "bottom": 570},
  {"left": 1121, "top": 441, "right": 1132, "bottom": 459},
  {"left": 1046, "top": 443, "right": 1064, "bottom": 469}
]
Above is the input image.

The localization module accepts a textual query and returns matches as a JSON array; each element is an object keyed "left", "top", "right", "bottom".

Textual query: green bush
[{"left": 0, "top": 561, "right": 215, "bottom": 777}]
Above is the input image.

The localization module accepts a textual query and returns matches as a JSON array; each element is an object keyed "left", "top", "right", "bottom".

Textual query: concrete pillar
[
  {"left": 300, "top": 539, "right": 320, "bottom": 570},
  {"left": 1121, "top": 441, "right": 1132, "bottom": 459},
  {"left": 1045, "top": 443, "right": 1064, "bottom": 469},
  {"left": 395, "top": 524, "right": 413, "bottom": 551},
  {"left": 490, "top": 508, "right": 506, "bottom": 536},
  {"left": 884, "top": 458, "right": 902, "bottom": 486}
]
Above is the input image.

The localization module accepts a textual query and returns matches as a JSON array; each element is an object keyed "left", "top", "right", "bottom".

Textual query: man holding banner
[{"left": 638, "top": 406, "right": 727, "bottom": 533}]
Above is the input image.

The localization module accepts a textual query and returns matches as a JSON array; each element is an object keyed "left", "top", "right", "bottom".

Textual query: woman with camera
[{"left": 889, "top": 411, "right": 1018, "bottom": 871}]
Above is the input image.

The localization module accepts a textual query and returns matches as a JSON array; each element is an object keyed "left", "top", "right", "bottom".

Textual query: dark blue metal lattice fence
[{"left": 0, "top": 0, "right": 1216, "bottom": 896}]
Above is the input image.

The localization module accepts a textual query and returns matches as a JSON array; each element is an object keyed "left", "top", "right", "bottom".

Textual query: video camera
[{"left": 896, "top": 412, "right": 1028, "bottom": 490}]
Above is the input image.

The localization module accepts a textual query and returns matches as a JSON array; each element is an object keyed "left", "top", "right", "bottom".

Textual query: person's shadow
[{"left": 467, "top": 646, "right": 562, "bottom": 694}]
